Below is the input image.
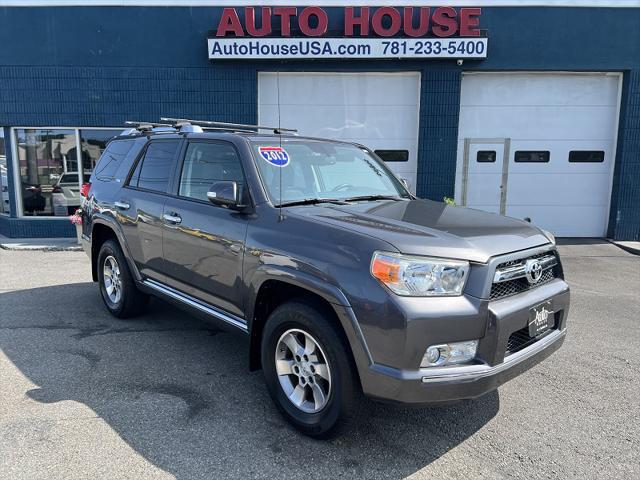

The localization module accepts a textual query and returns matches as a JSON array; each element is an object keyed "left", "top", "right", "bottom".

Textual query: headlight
[{"left": 371, "top": 251, "right": 469, "bottom": 296}]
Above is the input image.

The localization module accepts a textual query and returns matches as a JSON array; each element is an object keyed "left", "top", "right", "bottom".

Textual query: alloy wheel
[
  {"left": 275, "top": 328, "right": 332, "bottom": 413},
  {"left": 103, "top": 255, "right": 122, "bottom": 304}
]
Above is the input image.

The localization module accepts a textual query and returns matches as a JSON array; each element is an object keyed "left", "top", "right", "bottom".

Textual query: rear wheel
[
  {"left": 97, "top": 240, "right": 148, "bottom": 318},
  {"left": 261, "top": 300, "right": 361, "bottom": 438}
]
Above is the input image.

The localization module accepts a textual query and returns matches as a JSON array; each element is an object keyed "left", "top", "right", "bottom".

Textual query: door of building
[{"left": 461, "top": 139, "right": 510, "bottom": 215}]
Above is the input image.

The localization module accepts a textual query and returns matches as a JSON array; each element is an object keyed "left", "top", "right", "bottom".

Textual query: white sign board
[{"left": 208, "top": 37, "right": 488, "bottom": 60}]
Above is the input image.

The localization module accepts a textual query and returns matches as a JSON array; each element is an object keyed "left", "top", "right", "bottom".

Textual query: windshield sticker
[{"left": 258, "top": 146, "right": 290, "bottom": 167}]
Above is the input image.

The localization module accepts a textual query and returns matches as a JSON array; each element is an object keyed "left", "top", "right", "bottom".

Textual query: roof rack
[
  {"left": 160, "top": 117, "right": 297, "bottom": 134},
  {"left": 124, "top": 121, "right": 174, "bottom": 131}
]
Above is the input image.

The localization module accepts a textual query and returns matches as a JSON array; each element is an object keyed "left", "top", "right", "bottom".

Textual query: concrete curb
[
  {"left": 0, "top": 239, "right": 83, "bottom": 252},
  {"left": 609, "top": 240, "right": 640, "bottom": 256}
]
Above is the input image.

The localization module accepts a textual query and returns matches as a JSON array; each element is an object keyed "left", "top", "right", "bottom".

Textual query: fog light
[
  {"left": 424, "top": 346, "right": 441, "bottom": 365},
  {"left": 421, "top": 340, "right": 478, "bottom": 368}
]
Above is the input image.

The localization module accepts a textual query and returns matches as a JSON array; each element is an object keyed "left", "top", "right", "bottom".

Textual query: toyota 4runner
[{"left": 81, "top": 119, "right": 569, "bottom": 438}]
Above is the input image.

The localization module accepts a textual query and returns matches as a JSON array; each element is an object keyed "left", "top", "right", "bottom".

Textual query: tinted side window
[
  {"left": 179, "top": 142, "right": 245, "bottom": 202},
  {"left": 131, "top": 141, "right": 180, "bottom": 193},
  {"left": 92, "top": 140, "right": 135, "bottom": 181}
]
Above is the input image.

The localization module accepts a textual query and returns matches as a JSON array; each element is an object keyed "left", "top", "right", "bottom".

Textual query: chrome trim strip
[
  {"left": 493, "top": 254, "right": 557, "bottom": 283},
  {"left": 421, "top": 328, "right": 566, "bottom": 383},
  {"left": 142, "top": 278, "right": 248, "bottom": 332}
]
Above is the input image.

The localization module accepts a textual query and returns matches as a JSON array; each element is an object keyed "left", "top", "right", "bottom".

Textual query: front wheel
[{"left": 261, "top": 300, "right": 361, "bottom": 438}]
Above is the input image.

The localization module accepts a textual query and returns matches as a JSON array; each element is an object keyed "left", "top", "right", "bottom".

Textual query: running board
[{"left": 142, "top": 278, "right": 248, "bottom": 332}]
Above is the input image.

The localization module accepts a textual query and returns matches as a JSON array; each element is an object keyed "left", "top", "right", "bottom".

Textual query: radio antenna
[{"left": 277, "top": 70, "right": 284, "bottom": 222}]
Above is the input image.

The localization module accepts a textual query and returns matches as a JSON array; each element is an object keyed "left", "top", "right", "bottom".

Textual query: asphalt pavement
[{"left": 0, "top": 240, "right": 638, "bottom": 479}]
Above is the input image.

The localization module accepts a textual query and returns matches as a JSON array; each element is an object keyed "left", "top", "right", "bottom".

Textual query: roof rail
[
  {"left": 124, "top": 121, "right": 175, "bottom": 131},
  {"left": 160, "top": 117, "right": 297, "bottom": 134}
]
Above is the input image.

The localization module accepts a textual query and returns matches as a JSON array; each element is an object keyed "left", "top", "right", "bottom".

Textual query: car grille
[
  {"left": 490, "top": 251, "right": 559, "bottom": 300},
  {"left": 506, "top": 327, "right": 537, "bottom": 355},
  {"left": 505, "top": 317, "right": 558, "bottom": 356}
]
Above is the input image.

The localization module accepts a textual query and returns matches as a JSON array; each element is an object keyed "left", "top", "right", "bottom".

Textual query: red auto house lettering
[
  {"left": 207, "top": 5, "right": 487, "bottom": 205},
  {"left": 208, "top": 6, "right": 487, "bottom": 59}
]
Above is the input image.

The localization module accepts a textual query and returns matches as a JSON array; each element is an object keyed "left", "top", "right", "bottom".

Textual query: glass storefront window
[
  {"left": 0, "top": 129, "right": 8, "bottom": 214},
  {"left": 80, "top": 129, "right": 121, "bottom": 177},
  {"left": 12, "top": 128, "right": 121, "bottom": 217},
  {"left": 15, "top": 128, "right": 78, "bottom": 216}
]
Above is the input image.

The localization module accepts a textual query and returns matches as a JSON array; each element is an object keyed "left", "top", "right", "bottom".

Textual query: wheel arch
[
  {"left": 90, "top": 218, "right": 140, "bottom": 283},
  {"left": 246, "top": 268, "right": 373, "bottom": 382}
]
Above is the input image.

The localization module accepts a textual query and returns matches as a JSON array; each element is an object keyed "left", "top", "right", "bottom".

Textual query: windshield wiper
[
  {"left": 277, "top": 198, "right": 348, "bottom": 207},
  {"left": 342, "top": 195, "right": 403, "bottom": 202}
]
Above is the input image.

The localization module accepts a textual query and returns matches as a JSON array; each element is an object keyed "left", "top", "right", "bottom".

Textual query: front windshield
[{"left": 251, "top": 139, "right": 409, "bottom": 205}]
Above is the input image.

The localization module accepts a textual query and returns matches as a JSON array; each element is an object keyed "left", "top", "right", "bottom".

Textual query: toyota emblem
[{"left": 524, "top": 259, "right": 543, "bottom": 284}]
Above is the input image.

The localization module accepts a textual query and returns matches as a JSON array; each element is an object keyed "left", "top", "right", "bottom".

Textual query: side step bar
[{"left": 142, "top": 278, "right": 248, "bottom": 332}]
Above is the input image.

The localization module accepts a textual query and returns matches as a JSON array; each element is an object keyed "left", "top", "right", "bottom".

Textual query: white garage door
[
  {"left": 258, "top": 72, "right": 420, "bottom": 192},
  {"left": 456, "top": 72, "right": 621, "bottom": 237}
]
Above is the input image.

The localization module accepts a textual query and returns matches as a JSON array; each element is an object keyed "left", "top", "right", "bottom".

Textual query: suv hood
[{"left": 289, "top": 199, "right": 551, "bottom": 263}]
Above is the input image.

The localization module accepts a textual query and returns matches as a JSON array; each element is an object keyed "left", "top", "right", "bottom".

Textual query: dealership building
[{"left": 0, "top": 0, "right": 638, "bottom": 239}]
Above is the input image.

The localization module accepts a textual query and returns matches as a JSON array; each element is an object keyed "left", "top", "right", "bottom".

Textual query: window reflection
[
  {"left": 15, "top": 128, "right": 77, "bottom": 216},
  {"left": 12, "top": 128, "right": 120, "bottom": 216},
  {"left": 0, "top": 130, "right": 8, "bottom": 214},
  {"left": 80, "top": 129, "right": 121, "bottom": 177}
]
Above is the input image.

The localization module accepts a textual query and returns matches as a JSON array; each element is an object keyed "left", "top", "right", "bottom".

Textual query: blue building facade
[{"left": 0, "top": 2, "right": 638, "bottom": 239}]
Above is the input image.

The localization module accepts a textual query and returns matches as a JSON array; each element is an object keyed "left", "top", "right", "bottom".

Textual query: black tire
[
  {"left": 97, "top": 239, "right": 149, "bottom": 318},
  {"left": 261, "top": 300, "right": 361, "bottom": 438}
]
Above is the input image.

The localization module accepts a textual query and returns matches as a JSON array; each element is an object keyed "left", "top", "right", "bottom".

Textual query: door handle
[
  {"left": 163, "top": 213, "right": 182, "bottom": 225},
  {"left": 114, "top": 201, "right": 130, "bottom": 210}
]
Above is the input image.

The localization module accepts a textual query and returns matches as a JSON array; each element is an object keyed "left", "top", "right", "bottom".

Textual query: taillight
[
  {"left": 51, "top": 186, "right": 62, "bottom": 193},
  {"left": 80, "top": 182, "right": 91, "bottom": 198}
]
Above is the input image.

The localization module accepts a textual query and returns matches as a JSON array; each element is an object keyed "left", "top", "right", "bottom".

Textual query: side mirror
[{"left": 207, "top": 181, "right": 242, "bottom": 209}]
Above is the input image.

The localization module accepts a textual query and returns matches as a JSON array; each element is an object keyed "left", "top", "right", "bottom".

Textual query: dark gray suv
[{"left": 81, "top": 119, "right": 569, "bottom": 438}]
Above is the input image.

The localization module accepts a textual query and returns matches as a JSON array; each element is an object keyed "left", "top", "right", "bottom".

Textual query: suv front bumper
[
  {"left": 358, "top": 279, "right": 569, "bottom": 405},
  {"left": 368, "top": 327, "right": 565, "bottom": 405}
]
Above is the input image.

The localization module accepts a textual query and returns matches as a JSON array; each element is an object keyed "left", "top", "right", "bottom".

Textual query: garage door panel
[
  {"left": 457, "top": 72, "right": 619, "bottom": 237},
  {"left": 508, "top": 140, "right": 613, "bottom": 175},
  {"left": 461, "top": 74, "right": 619, "bottom": 107},
  {"left": 454, "top": 139, "right": 467, "bottom": 203},
  {"left": 506, "top": 173, "right": 611, "bottom": 206},
  {"left": 272, "top": 105, "right": 419, "bottom": 140},
  {"left": 280, "top": 106, "right": 415, "bottom": 143},
  {"left": 506, "top": 205, "right": 609, "bottom": 237},
  {"left": 259, "top": 72, "right": 420, "bottom": 191},
  {"left": 259, "top": 73, "right": 419, "bottom": 107},
  {"left": 459, "top": 106, "right": 617, "bottom": 141}
]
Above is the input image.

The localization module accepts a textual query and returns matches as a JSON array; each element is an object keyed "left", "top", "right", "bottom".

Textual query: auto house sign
[{"left": 208, "top": 6, "right": 488, "bottom": 60}]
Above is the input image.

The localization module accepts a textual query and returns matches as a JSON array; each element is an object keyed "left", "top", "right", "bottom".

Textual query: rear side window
[
  {"left": 178, "top": 142, "right": 245, "bottom": 202},
  {"left": 92, "top": 140, "right": 135, "bottom": 181},
  {"left": 129, "top": 140, "right": 180, "bottom": 193}
]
